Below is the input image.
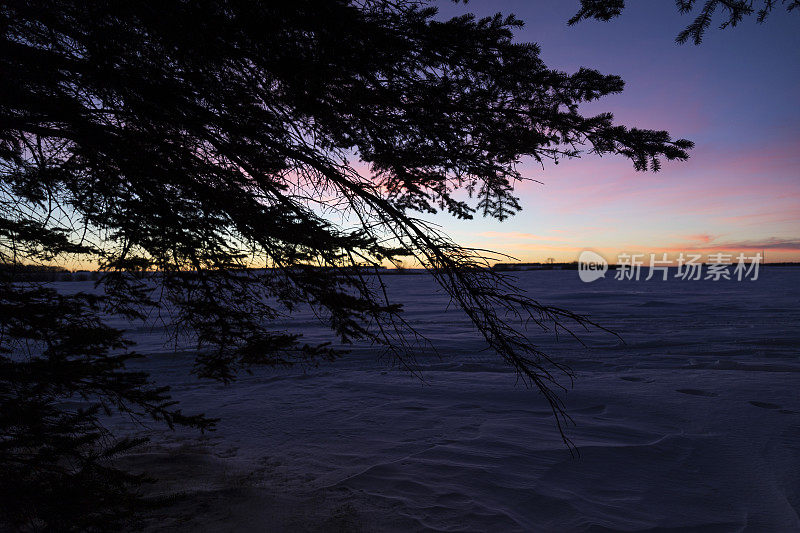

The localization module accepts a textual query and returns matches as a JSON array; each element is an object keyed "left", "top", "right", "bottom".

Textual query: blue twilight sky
[{"left": 422, "top": 1, "right": 800, "bottom": 263}]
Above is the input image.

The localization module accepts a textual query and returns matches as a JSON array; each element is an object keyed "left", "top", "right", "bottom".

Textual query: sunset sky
[{"left": 428, "top": 1, "right": 800, "bottom": 263}]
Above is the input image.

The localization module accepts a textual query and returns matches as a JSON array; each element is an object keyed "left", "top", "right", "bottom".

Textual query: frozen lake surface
[{"left": 103, "top": 268, "right": 800, "bottom": 531}]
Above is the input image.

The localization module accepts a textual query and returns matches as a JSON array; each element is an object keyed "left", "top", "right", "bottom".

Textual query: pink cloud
[
  {"left": 673, "top": 238, "right": 800, "bottom": 252},
  {"left": 476, "top": 231, "right": 569, "bottom": 242},
  {"left": 681, "top": 234, "right": 716, "bottom": 244}
]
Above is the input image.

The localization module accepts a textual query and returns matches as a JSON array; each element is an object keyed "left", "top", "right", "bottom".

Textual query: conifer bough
[{"left": 0, "top": 1, "right": 692, "bottom": 528}]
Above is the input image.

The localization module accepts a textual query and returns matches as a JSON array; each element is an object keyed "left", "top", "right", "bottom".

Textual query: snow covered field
[{"left": 104, "top": 267, "right": 800, "bottom": 531}]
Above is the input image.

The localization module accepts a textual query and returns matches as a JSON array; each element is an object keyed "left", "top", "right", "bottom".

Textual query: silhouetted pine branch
[
  {"left": 1, "top": 0, "right": 692, "bottom": 527},
  {"left": 569, "top": 0, "right": 799, "bottom": 44}
]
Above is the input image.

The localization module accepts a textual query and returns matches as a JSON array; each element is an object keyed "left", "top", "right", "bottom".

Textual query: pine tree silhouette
[{"left": 1, "top": 1, "right": 693, "bottom": 528}]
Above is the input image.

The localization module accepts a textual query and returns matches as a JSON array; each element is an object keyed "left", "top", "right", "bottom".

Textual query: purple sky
[{"left": 429, "top": 1, "right": 800, "bottom": 263}]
